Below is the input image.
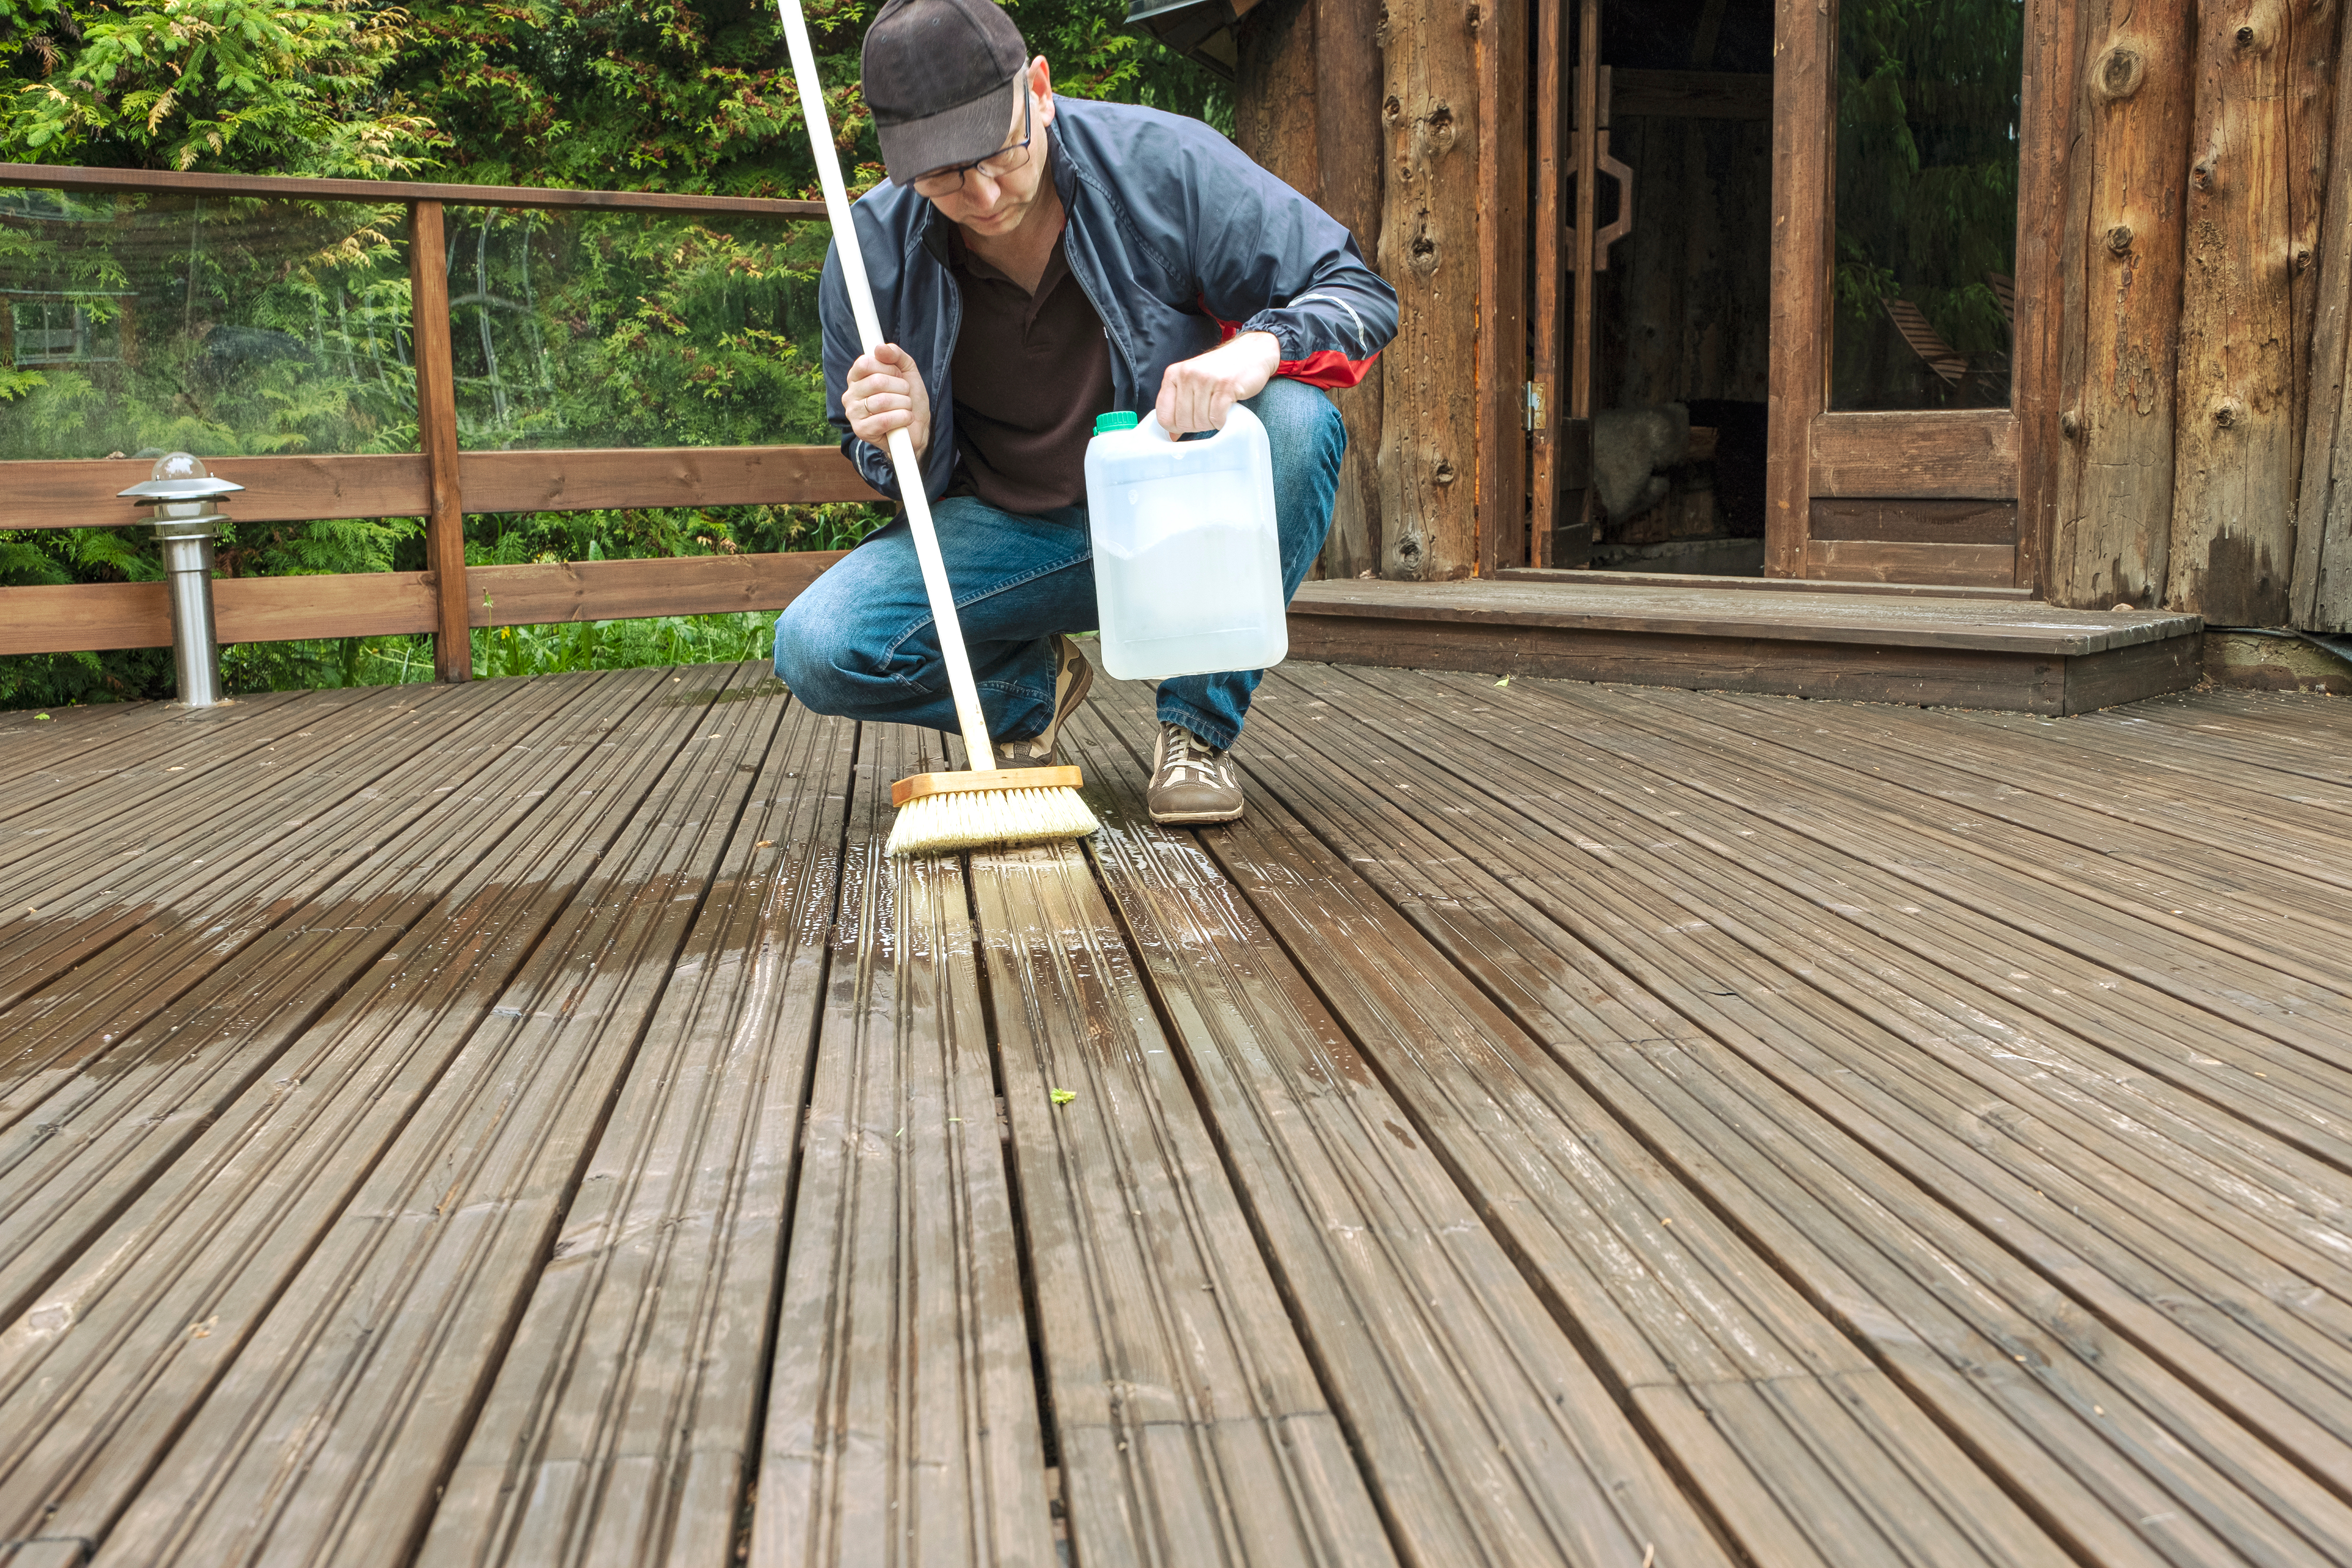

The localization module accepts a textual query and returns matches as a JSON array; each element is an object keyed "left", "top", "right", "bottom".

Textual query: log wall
[
  {"left": 1235, "top": 0, "right": 1386, "bottom": 580},
  {"left": 1374, "top": 0, "right": 1482, "bottom": 581},
  {"left": 2050, "top": 0, "right": 2349, "bottom": 625},
  {"left": 1233, "top": 0, "right": 2352, "bottom": 626}
]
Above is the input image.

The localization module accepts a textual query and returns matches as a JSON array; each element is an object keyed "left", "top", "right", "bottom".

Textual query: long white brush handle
[{"left": 775, "top": 0, "right": 997, "bottom": 771}]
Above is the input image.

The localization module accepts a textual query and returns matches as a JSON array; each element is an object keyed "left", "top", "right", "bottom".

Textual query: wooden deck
[{"left": 4, "top": 663, "right": 2350, "bottom": 1567}]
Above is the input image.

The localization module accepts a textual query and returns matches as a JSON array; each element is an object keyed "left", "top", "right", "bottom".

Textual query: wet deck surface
[{"left": 4, "top": 662, "right": 2351, "bottom": 1568}]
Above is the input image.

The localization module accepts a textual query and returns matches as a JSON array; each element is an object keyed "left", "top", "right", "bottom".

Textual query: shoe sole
[{"left": 1149, "top": 803, "right": 1246, "bottom": 825}]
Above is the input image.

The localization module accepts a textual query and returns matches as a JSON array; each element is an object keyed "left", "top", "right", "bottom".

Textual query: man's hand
[
  {"left": 845, "top": 343, "right": 931, "bottom": 457},
  {"left": 1155, "top": 331, "right": 1281, "bottom": 436}
]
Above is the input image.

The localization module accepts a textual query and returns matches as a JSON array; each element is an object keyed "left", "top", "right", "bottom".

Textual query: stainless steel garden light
[{"left": 119, "top": 452, "right": 243, "bottom": 708}]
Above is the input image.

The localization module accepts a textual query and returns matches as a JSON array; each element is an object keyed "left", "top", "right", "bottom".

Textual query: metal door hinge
[{"left": 1525, "top": 381, "right": 1545, "bottom": 434}]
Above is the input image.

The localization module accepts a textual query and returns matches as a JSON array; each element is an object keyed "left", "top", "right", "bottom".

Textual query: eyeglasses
[{"left": 909, "top": 93, "right": 1034, "bottom": 198}]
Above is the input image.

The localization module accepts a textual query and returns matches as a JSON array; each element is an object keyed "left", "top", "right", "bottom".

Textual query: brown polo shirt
[{"left": 946, "top": 219, "right": 1117, "bottom": 515}]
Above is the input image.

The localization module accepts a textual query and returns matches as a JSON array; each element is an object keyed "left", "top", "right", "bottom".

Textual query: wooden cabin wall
[
  {"left": 1374, "top": 0, "right": 1482, "bottom": 579},
  {"left": 2295, "top": 0, "right": 2352, "bottom": 629},
  {"left": 1238, "top": 0, "right": 1513, "bottom": 584},
  {"left": 2054, "top": 0, "right": 2349, "bottom": 627},
  {"left": 1235, "top": 0, "right": 1385, "bottom": 580},
  {"left": 2166, "top": 0, "right": 2330, "bottom": 623},
  {"left": 2053, "top": 0, "right": 2197, "bottom": 611}
]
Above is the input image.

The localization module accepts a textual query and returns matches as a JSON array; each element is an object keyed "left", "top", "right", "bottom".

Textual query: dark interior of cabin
[{"left": 1559, "top": 0, "right": 1776, "bottom": 575}]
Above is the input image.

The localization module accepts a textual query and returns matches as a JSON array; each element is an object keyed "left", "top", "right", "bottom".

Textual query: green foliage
[
  {"left": 0, "top": 190, "right": 418, "bottom": 461},
  {"left": 1832, "top": 0, "right": 2022, "bottom": 409},
  {"left": 469, "top": 610, "right": 777, "bottom": 679},
  {"left": 444, "top": 207, "right": 832, "bottom": 450},
  {"left": 2, "top": 1, "right": 436, "bottom": 175},
  {"left": 389, "top": 0, "right": 1223, "bottom": 195},
  {"left": 2, "top": 2, "right": 1226, "bottom": 709},
  {"left": 207, "top": 608, "right": 783, "bottom": 692}
]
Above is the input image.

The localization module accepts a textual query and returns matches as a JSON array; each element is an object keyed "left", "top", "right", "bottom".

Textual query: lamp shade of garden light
[{"left": 119, "top": 453, "right": 244, "bottom": 708}]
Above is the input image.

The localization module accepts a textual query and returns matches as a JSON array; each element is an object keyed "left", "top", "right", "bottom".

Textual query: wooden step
[{"left": 1288, "top": 579, "right": 2201, "bottom": 714}]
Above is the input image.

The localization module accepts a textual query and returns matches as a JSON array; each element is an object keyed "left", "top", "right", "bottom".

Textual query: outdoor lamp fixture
[
  {"left": 119, "top": 452, "right": 243, "bottom": 708},
  {"left": 1123, "top": 0, "right": 1260, "bottom": 79}
]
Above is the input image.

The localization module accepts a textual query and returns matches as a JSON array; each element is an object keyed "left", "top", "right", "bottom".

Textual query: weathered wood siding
[
  {"left": 1378, "top": 0, "right": 1481, "bottom": 580},
  {"left": 2053, "top": 0, "right": 2199, "bottom": 612},
  {"left": 2052, "top": 0, "right": 2346, "bottom": 624},
  {"left": 2295, "top": 0, "right": 2352, "bottom": 628},
  {"left": 2167, "top": 0, "right": 2301, "bottom": 623},
  {"left": 1236, "top": 0, "right": 1387, "bottom": 581}
]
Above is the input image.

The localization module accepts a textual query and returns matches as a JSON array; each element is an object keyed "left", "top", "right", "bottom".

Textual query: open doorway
[
  {"left": 1532, "top": 0, "right": 2037, "bottom": 589},
  {"left": 1537, "top": 0, "right": 1777, "bottom": 576}
]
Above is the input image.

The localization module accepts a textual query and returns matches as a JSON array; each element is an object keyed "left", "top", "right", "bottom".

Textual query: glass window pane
[
  {"left": 0, "top": 190, "right": 416, "bottom": 459},
  {"left": 443, "top": 209, "right": 833, "bottom": 451},
  {"left": 1830, "top": 0, "right": 2023, "bottom": 410}
]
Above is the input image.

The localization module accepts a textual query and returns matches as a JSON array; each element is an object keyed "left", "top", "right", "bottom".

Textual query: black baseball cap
[{"left": 861, "top": 0, "right": 1030, "bottom": 186}]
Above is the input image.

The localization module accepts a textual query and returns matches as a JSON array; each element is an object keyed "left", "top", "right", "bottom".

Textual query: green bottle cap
[{"left": 1093, "top": 410, "right": 1139, "bottom": 434}]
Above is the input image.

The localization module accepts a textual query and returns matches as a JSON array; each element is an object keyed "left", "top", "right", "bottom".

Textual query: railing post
[{"left": 409, "top": 199, "right": 471, "bottom": 681}]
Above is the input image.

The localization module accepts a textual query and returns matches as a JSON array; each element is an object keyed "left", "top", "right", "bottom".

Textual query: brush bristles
[{"left": 885, "top": 784, "right": 1100, "bottom": 857}]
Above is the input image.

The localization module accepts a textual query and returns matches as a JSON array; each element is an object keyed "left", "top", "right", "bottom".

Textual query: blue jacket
[{"left": 819, "top": 96, "right": 1398, "bottom": 503}]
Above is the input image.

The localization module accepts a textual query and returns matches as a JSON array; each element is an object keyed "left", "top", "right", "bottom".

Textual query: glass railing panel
[
  {"left": 1830, "top": 0, "right": 2024, "bottom": 410},
  {"left": 0, "top": 188, "right": 417, "bottom": 459},
  {"left": 439, "top": 206, "right": 834, "bottom": 451}
]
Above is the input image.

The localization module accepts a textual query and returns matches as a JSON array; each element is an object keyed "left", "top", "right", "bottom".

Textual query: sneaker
[
  {"left": 995, "top": 634, "right": 1095, "bottom": 767},
  {"left": 1148, "top": 722, "right": 1243, "bottom": 824}
]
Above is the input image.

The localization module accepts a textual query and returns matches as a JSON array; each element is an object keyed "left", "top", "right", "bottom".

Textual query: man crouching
[{"left": 772, "top": 0, "right": 1396, "bottom": 824}]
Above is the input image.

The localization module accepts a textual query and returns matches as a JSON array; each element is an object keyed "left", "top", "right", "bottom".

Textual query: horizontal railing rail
[
  {"left": 0, "top": 163, "right": 865, "bottom": 683},
  {"left": 0, "top": 162, "right": 829, "bottom": 217},
  {"left": 8, "top": 448, "right": 873, "bottom": 530},
  {"left": 0, "top": 551, "right": 850, "bottom": 656}
]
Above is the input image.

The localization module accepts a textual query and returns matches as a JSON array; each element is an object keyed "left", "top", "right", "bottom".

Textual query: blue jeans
[{"left": 773, "top": 377, "right": 1345, "bottom": 751}]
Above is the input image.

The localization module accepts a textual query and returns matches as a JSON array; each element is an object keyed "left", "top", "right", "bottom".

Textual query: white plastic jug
[{"left": 1083, "top": 406, "right": 1288, "bottom": 682}]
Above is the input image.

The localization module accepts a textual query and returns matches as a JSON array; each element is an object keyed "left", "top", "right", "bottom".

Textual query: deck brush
[
  {"left": 778, "top": 0, "right": 1097, "bottom": 857},
  {"left": 886, "top": 766, "right": 1100, "bottom": 857}
]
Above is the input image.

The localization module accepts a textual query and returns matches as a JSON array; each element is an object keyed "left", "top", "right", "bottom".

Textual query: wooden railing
[{"left": 0, "top": 164, "right": 875, "bottom": 680}]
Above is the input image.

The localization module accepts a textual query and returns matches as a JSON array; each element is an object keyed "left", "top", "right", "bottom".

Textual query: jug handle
[{"left": 1150, "top": 410, "right": 1241, "bottom": 445}]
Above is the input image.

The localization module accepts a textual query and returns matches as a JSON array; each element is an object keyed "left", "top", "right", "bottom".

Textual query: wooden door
[{"left": 1766, "top": 0, "right": 2070, "bottom": 591}]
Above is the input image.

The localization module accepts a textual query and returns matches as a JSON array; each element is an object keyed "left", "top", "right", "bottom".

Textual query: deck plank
[
  {"left": 2058, "top": 693, "right": 2352, "bottom": 791},
  {"left": 1346, "top": 670, "right": 2352, "bottom": 1433},
  {"left": 0, "top": 697, "right": 230, "bottom": 790},
  {"left": 969, "top": 836, "right": 1397, "bottom": 1568},
  {"left": 1440, "top": 674, "right": 2352, "bottom": 1205},
  {"left": 418, "top": 698, "right": 857, "bottom": 1568},
  {"left": 2, "top": 662, "right": 2350, "bottom": 1566},
  {"left": 0, "top": 682, "right": 491, "bottom": 1030},
  {"left": 1, "top": 664, "right": 779, "bottom": 1566},
  {"left": 1666, "top": 694, "right": 2352, "bottom": 989},
  {"left": 1504, "top": 682, "right": 2352, "bottom": 1143},
  {"left": 0, "top": 675, "right": 566, "bottom": 1129},
  {"left": 1766, "top": 697, "right": 2352, "bottom": 899},
  {"left": 0, "top": 671, "right": 633, "bottom": 1331},
  {"left": 751, "top": 723, "right": 1054, "bottom": 1568},
  {"left": 1091, "top": 679, "right": 2062, "bottom": 1568},
  {"left": 1230, "top": 662, "right": 2352, "bottom": 1564},
  {"left": 1064, "top": 701, "right": 1732, "bottom": 1568},
  {"left": 0, "top": 691, "right": 336, "bottom": 848}
]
